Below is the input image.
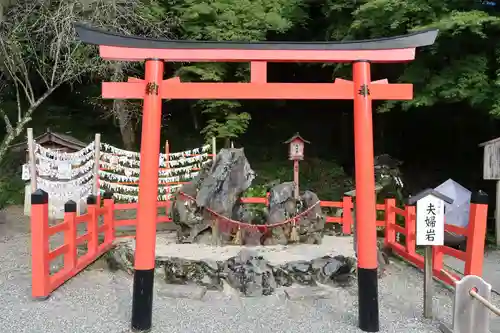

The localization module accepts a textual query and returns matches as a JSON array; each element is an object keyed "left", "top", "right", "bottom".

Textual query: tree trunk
[
  {"left": 0, "top": 84, "right": 58, "bottom": 162},
  {"left": 190, "top": 108, "right": 199, "bottom": 130},
  {"left": 114, "top": 99, "right": 136, "bottom": 150},
  {"left": 0, "top": 126, "right": 21, "bottom": 162}
]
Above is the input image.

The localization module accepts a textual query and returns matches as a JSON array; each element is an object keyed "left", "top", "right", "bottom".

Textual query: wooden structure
[
  {"left": 284, "top": 132, "right": 309, "bottom": 161},
  {"left": 409, "top": 189, "right": 454, "bottom": 319},
  {"left": 479, "top": 137, "right": 500, "bottom": 246},
  {"left": 284, "top": 133, "right": 309, "bottom": 198},
  {"left": 10, "top": 128, "right": 87, "bottom": 156},
  {"left": 11, "top": 128, "right": 88, "bottom": 218}
]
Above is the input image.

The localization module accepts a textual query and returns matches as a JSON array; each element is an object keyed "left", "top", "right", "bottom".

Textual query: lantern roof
[{"left": 284, "top": 132, "right": 310, "bottom": 145}]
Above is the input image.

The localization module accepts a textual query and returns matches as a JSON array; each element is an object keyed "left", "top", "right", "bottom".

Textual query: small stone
[
  {"left": 273, "top": 267, "right": 293, "bottom": 287},
  {"left": 323, "top": 260, "right": 343, "bottom": 277},
  {"left": 311, "top": 257, "right": 330, "bottom": 270},
  {"left": 158, "top": 284, "right": 207, "bottom": 300},
  {"left": 262, "top": 271, "right": 277, "bottom": 295},
  {"left": 106, "top": 241, "right": 134, "bottom": 274},
  {"left": 244, "top": 273, "right": 263, "bottom": 297},
  {"left": 293, "top": 274, "right": 316, "bottom": 286},
  {"left": 223, "top": 250, "right": 276, "bottom": 296}
]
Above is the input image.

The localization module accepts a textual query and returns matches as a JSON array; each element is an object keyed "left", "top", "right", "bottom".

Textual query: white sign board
[
  {"left": 482, "top": 141, "right": 500, "bottom": 180},
  {"left": 57, "top": 162, "right": 72, "bottom": 180},
  {"left": 416, "top": 195, "right": 445, "bottom": 246}
]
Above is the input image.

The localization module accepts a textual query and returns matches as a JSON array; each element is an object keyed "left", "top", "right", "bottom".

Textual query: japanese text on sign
[{"left": 416, "top": 195, "right": 445, "bottom": 246}]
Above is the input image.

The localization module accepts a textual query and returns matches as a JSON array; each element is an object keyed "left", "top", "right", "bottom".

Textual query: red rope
[{"left": 178, "top": 192, "right": 320, "bottom": 232}]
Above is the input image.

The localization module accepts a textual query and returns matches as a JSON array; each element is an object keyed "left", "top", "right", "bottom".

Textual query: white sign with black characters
[{"left": 416, "top": 195, "right": 445, "bottom": 246}]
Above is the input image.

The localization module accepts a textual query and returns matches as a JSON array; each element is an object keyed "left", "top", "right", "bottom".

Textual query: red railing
[
  {"left": 30, "top": 190, "right": 115, "bottom": 299},
  {"left": 382, "top": 198, "right": 488, "bottom": 285},
  {"left": 109, "top": 194, "right": 355, "bottom": 234},
  {"left": 113, "top": 201, "right": 171, "bottom": 226},
  {"left": 31, "top": 191, "right": 487, "bottom": 297}
]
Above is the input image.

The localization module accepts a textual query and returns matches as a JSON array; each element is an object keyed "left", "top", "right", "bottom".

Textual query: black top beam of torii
[{"left": 74, "top": 23, "right": 438, "bottom": 51}]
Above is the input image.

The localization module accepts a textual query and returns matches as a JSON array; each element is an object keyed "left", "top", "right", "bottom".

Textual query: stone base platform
[{"left": 107, "top": 232, "right": 358, "bottom": 297}]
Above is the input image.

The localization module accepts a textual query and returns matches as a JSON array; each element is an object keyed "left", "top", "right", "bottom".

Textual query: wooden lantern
[{"left": 284, "top": 133, "right": 309, "bottom": 161}]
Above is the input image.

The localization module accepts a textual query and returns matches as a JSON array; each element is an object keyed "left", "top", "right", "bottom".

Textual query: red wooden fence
[
  {"left": 31, "top": 191, "right": 115, "bottom": 298},
  {"left": 31, "top": 191, "right": 487, "bottom": 298}
]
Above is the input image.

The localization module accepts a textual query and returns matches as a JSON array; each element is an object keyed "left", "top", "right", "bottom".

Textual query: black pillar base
[
  {"left": 358, "top": 267, "right": 379, "bottom": 332},
  {"left": 131, "top": 269, "right": 155, "bottom": 332}
]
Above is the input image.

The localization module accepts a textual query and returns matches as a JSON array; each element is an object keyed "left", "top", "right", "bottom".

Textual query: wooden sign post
[
  {"left": 479, "top": 138, "right": 500, "bottom": 246},
  {"left": 27, "top": 128, "right": 37, "bottom": 192},
  {"left": 409, "top": 189, "right": 453, "bottom": 319},
  {"left": 284, "top": 133, "right": 309, "bottom": 199}
]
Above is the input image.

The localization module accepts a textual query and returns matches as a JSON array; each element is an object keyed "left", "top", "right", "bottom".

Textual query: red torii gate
[{"left": 76, "top": 24, "right": 438, "bottom": 333}]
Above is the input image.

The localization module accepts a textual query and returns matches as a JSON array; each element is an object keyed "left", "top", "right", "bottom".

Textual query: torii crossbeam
[{"left": 75, "top": 23, "right": 438, "bottom": 333}]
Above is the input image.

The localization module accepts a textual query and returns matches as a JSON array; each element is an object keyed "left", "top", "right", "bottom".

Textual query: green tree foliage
[
  {"left": 168, "top": 0, "right": 306, "bottom": 143},
  {"left": 0, "top": 0, "right": 174, "bottom": 152},
  {"left": 323, "top": 0, "right": 500, "bottom": 115},
  {"left": 3, "top": 0, "right": 500, "bottom": 210}
]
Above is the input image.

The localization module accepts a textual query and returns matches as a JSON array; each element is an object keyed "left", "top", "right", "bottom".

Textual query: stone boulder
[
  {"left": 172, "top": 148, "right": 255, "bottom": 244},
  {"left": 262, "top": 185, "right": 325, "bottom": 246},
  {"left": 171, "top": 148, "right": 326, "bottom": 245}
]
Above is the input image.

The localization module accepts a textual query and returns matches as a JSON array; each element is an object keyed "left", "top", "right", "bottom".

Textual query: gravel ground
[{"left": 0, "top": 205, "right": 491, "bottom": 333}]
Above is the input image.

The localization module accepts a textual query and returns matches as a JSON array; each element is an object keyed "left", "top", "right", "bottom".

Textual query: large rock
[
  {"left": 172, "top": 148, "right": 255, "bottom": 244},
  {"left": 196, "top": 148, "right": 255, "bottom": 214},
  {"left": 171, "top": 148, "right": 328, "bottom": 245},
  {"left": 263, "top": 182, "right": 295, "bottom": 246},
  {"left": 262, "top": 185, "right": 325, "bottom": 246},
  {"left": 297, "top": 191, "right": 325, "bottom": 244}
]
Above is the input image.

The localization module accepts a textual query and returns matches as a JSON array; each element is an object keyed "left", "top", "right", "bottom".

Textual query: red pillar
[
  {"left": 131, "top": 59, "right": 164, "bottom": 332},
  {"left": 464, "top": 191, "right": 488, "bottom": 276},
  {"left": 352, "top": 60, "right": 379, "bottom": 332},
  {"left": 31, "top": 189, "right": 50, "bottom": 299}
]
